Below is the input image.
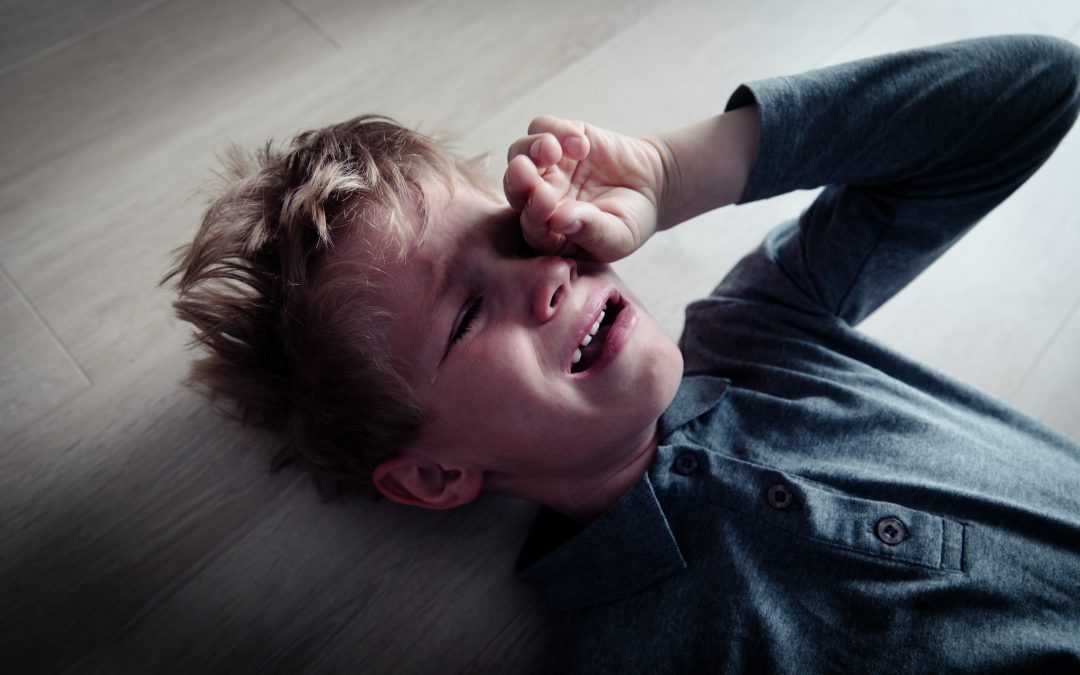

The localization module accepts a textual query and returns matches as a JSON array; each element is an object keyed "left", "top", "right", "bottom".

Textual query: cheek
[
  {"left": 479, "top": 338, "right": 548, "bottom": 404},
  {"left": 655, "top": 338, "right": 685, "bottom": 405},
  {"left": 619, "top": 320, "right": 683, "bottom": 413},
  {"left": 647, "top": 324, "right": 684, "bottom": 379},
  {"left": 444, "top": 333, "right": 542, "bottom": 406},
  {"left": 473, "top": 334, "right": 582, "bottom": 422}
]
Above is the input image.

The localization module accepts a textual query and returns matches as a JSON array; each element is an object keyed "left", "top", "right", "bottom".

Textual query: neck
[{"left": 512, "top": 423, "right": 660, "bottom": 525}]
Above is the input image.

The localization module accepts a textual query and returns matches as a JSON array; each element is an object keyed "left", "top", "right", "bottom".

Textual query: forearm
[
  {"left": 651, "top": 105, "right": 760, "bottom": 231},
  {"left": 731, "top": 35, "right": 1080, "bottom": 206},
  {"left": 708, "top": 35, "right": 1080, "bottom": 327}
]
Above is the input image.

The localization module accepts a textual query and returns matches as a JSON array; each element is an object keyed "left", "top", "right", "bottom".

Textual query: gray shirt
[{"left": 517, "top": 34, "right": 1080, "bottom": 673}]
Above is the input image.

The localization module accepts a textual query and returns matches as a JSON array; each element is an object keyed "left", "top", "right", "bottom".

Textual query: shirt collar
[
  {"left": 514, "top": 375, "right": 730, "bottom": 610},
  {"left": 515, "top": 473, "right": 686, "bottom": 610},
  {"left": 659, "top": 374, "right": 731, "bottom": 437}
]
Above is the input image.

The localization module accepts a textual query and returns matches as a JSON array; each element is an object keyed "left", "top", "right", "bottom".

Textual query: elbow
[{"left": 1021, "top": 34, "right": 1080, "bottom": 112}]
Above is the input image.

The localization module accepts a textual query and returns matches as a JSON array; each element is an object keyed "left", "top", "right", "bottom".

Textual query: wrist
[
  {"left": 644, "top": 134, "right": 682, "bottom": 233},
  {"left": 652, "top": 106, "right": 760, "bottom": 229}
]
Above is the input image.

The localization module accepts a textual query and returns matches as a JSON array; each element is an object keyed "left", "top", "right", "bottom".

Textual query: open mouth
[{"left": 571, "top": 299, "right": 623, "bottom": 374}]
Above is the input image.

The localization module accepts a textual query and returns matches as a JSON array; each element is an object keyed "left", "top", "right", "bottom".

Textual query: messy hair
[{"left": 163, "top": 115, "right": 489, "bottom": 491}]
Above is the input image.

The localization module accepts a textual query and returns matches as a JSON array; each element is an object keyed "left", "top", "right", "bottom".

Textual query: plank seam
[
  {"left": 457, "top": 594, "right": 549, "bottom": 675},
  {"left": 278, "top": 0, "right": 342, "bottom": 51},
  {"left": 1067, "top": 17, "right": 1080, "bottom": 41},
  {"left": 812, "top": 0, "right": 901, "bottom": 67},
  {"left": 0, "top": 260, "right": 92, "bottom": 386},
  {"left": 61, "top": 471, "right": 307, "bottom": 675},
  {"left": 0, "top": 0, "right": 173, "bottom": 79},
  {"left": 1009, "top": 292, "right": 1080, "bottom": 400}
]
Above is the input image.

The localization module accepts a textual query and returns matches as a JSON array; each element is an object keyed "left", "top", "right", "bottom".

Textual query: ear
[{"left": 372, "top": 455, "right": 483, "bottom": 510}]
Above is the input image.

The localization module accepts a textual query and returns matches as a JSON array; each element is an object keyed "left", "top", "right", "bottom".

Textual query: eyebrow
[
  {"left": 419, "top": 249, "right": 457, "bottom": 369},
  {"left": 433, "top": 266, "right": 454, "bottom": 361},
  {"left": 422, "top": 209, "right": 508, "bottom": 368}
]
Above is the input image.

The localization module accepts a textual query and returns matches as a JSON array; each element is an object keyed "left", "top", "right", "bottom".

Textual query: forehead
[
  {"left": 338, "top": 182, "right": 507, "bottom": 367},
  {"left": 338, "top": 180, "right": 493, "bottom": 275},
  {"left": 379, "top": 181, "right": 504, "bottom": 294}
]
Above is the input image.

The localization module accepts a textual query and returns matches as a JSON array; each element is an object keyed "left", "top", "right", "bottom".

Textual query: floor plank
[
  {"left": 1012, "top": 299, "right": 1080, "bottom": 440},
  {"left": 0, "top": 0, "right": 163, "bottom": 74},
  {"left": 0, "top": 0, "right": 335, "bottom": 398},
  {"left": 0, "top": 365, "right": 298, "bottom": 672},
  {"left": 460, "top": 597, "right": 555, "bottom": 675},
  {"left": 0, "top": 262, "right": 90, "bottom": 437},
  {"left": 68, "top": 490, "right": 542, "bottom": 674},
  {"left": 821, "top": 0, "right": 1080, "bottom": 65}
]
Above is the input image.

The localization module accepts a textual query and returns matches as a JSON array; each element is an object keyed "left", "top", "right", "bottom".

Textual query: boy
[{"left": 168, "top": 35, "right": 1080, "bottom": 671}]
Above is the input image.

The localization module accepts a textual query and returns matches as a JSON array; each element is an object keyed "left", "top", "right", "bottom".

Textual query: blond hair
[{"left": 164, "top": 115, "right": 487, "bottom": 491}]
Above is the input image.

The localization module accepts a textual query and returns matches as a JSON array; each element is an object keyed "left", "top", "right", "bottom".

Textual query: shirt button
[
  {"left": 766, "top": 483, "right": 794, "bottom": 510},
  {"left": 876, "top": 517, "right": 908, "bottom": 545},
  {"left": 671, "top": 452, "right": 700, "bottom": 476}
]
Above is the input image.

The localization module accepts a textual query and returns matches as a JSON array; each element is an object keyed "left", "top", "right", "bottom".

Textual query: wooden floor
[{"left": 3, "top": 1, "right": 1079, "bottom": 672}]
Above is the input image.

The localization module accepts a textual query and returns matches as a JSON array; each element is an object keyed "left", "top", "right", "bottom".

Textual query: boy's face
[{"left": 363, "top": 183, "right": 683, "bottom": 508}]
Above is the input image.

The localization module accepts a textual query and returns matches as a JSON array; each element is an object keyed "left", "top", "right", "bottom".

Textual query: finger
[
  {"left": 548, "top": 202, "right": 636, "bottom": 263},
  {"left": 506, "top": 132, "right": 583, "bottom": 171},
  {"left": 520, "top": 179, "right": 562, "bottom": 243},
  {"left": 524, "top": 228, "right": 566, "bottom": 256},
  {"left": 546, "top": 200, "right": 593, "bottom": 237},
  {"left": 527, "top": 115, "right": 582, "bottom": 137},
  {"left": 506, "top": 133, "right": 559, "bottom": 168},
  {"left": 503, "top": 153, "right": 542, "bottom": 212},
  {"left": 520, "top": 208, "right": 565, "bottom": 255},
  {"left": 522, "top": 116, "right": 591, "bottom": 163},
  {"left": 562, "top": 132, "right": 590, "bottom": 162}
]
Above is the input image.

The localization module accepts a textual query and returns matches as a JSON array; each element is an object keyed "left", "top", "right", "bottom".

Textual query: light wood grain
[
  {"left": 1013, "top": 297, "right": 1080, "bottom": 439},
  {"left": 0, "top": 0, "right": 164, "bottom": 74},
  {"left": 0, "top": 262, "right": 90, "bottom": 436},
  {"left": 2, "top": 0, "right": 1079, "bottom": 673}
]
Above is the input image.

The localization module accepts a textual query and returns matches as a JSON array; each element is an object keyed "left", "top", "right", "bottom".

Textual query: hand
[{"left": 503, "top": 116, "right": 670, "bottom": 262}]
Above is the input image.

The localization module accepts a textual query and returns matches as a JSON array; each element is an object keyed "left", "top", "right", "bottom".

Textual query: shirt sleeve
[{"left": 719, "top": 34, "right": 1080, "bottom": 325}]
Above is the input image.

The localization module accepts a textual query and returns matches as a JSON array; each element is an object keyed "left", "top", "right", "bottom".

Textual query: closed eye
[{"left": 451, "top": 296, "right": 484, "bottom": 345}]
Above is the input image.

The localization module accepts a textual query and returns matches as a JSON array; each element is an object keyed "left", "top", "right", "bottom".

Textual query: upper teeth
[{"left": 572, "top": 309, "right": 605, "bottom": 365}]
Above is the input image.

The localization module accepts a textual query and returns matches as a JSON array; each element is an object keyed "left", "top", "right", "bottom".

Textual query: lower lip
[{"left": 572, "top": 301, "right": 637, "bottom": 378}]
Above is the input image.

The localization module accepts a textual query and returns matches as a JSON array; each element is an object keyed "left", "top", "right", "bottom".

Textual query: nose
[{"left": 526, "top": 256, "right": 576, "bottom": 322}]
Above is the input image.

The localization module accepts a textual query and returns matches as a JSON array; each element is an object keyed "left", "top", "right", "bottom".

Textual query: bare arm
[{"left": 651, "top": 105, "right": 759, "bottom": 231}]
